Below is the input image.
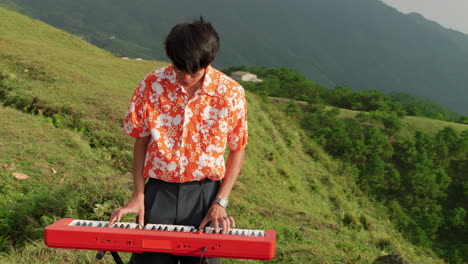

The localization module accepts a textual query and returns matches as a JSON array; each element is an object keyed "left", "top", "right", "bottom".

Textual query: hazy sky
[{"left": 381, "top": 0, "right": 468, "bottom": 35}]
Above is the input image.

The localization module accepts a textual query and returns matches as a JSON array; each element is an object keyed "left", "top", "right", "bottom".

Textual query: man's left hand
[{"left": 199, "top": 203, "right": 235, "bottom": 234}]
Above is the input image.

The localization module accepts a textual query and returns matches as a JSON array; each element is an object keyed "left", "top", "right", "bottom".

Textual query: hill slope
[
  {"left": 0, "top": 8, "right": 445, "bottom": 263},
  {"left": 1, "top": 0, "right": 468, "bottom": 114},
  {"left": 336, "top": 108, "right": 468, "bottom": 137}
]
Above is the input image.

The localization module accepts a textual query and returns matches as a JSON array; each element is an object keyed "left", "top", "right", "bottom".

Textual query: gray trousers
[{"left": 128, "top": 178, "right": 221, "bottom": 264}]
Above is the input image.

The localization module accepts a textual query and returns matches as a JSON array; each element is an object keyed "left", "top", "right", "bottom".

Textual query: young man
[{"left": 109, "top": 17, "right": 248, "bottom": 264}]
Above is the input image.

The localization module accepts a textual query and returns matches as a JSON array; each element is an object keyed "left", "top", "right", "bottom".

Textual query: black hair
[{"left": 164, "top": 17, "right": 220, "bottom": 74}]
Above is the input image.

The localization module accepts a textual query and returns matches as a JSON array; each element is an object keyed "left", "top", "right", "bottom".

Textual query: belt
[{"left": 148, "top": 177, "right": 218, "bottom": 186}]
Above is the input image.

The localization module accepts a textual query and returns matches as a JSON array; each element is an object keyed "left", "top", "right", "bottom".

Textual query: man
[{"left": 109, "top": 17, "right": 248, "bottom": 264}]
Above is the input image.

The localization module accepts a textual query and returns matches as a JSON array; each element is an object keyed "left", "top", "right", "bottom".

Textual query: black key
[
  {"left": 126, "top": 224, "right": 130, "bottom": 229},
  {"left": 164, "top": 226, "right": 168, "bottom": 231},
  {"left": 75, "top": 221, "right": 81, "bottom": 226},
  {"left": 174, "top": 227, "right": 178, "bottom": 232},
  {"left": 241, "top": 231, "right": 245, "bottom": 236}
]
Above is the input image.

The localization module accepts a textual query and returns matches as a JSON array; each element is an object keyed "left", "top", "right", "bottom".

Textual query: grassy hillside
[
  {"left": 271, "top": 97, "right": 468, "bottom": 137},
  {"left": 0, "top": 7, "right": 446, "bottom": 264},
  {"left": 338, "top": 108, "right": 468, "bottom": 137}
]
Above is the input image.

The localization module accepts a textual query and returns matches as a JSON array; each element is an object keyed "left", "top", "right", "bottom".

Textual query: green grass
[
  {"left": 0, "top": 7, "right": 448, "bottom": 264},
  {"left": 399, "top": 116, "right": 468, "bottom": 137},
  {"left": 337, "top": 108, "right": 468, "bottom": 137}
]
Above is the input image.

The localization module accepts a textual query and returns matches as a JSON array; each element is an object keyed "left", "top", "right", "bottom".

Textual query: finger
[
  {"left": 228, "top": 216, "right": 236, "bottom": 228},
  {"left": 109, "top": 209, "right": 120, "bottom": 225},
  {"left": 138, "top": 210, "right": 145, "bottom": 227},
  {"left": 222, "top": 217, "right": 229, "bottom": 234},
  {"left": 114, "top": 210, "right": 123, "bottom": 224},
  {"left": 199, "top": 217, "right": 209, "bottom": 230},
  {"left": 213, "top": 218, "right": 219, "bottom": 234}
]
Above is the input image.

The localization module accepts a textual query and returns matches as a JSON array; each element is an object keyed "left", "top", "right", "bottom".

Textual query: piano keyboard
[
  {"left": 69, "top": 219, "right": 266, "bottom": 237},
  {"left": 44, "top": 218, "right": 276, "bottom": 260}
]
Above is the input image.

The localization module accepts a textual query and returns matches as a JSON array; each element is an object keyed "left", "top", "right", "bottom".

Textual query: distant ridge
[{"left": 1, "top": 0, "right": 467, "bottom": 114}]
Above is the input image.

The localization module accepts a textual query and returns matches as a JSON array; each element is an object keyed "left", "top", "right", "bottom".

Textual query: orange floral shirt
[{"left": 123, "top": 65, "right": 248, "bottom": 183}]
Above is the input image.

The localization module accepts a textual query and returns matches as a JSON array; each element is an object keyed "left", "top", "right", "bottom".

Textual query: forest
[{"left": 223, "top": 66, "right": 468, "bottom": 263}]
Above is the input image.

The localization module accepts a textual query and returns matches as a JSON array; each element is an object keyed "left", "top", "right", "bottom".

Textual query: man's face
[{"left": 174, "top": 67, "right": 206, "bottom": 89}]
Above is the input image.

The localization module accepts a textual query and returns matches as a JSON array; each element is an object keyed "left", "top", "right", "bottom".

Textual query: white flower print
[
  {"left": 218, "top": 107, "right": 228, "bottom": 119},
  {"left": 151, "top": 128, "right": 161, "bottom": 140},
  {"left": 138, "top": 80, "right": 146, "bottom": 95},
  {"left": 203, "top": 106, "right": 219, "bottom": 120},
  {"left": 158, "top": 114, "right": 173, "bottom": 127},
  {"left": 192, "top": 170, "right": 204, "bottom": 180},
  {"left": 180, "top": 156, "right": 189, "bottom": 166},
  {"left": 168, "top": 92, "right": 177, "bottom": 102},
  {"left": 151, "top": 82, "right": 164, "bottom": 95},
  {"left": 149, "top": 93, "right": 158, "bottom": 103},
  {"left": 206, "top": 144, "right": 224, "bottom": 153},
  {"left": 198, "top": 154, "right": 216, "bottom": 167},
  {"left": 229, "top": 135, "right": 240, "bottom": 151},
  {"left": 217, "top": 84, "right": 227, "bottom": 95},
  {"left": 172, "top": 115, "right": 182, "bottom": 125},
  {"left": 164, "top": 138, "right": 175, "bottom": 149},
  {"left": 204, "top": 72, "right": 212, "bottom": 87},
  {"left": 185, "top": 108, "right": 193, "bottom": 120},
  {"left": 197, "top": 123, "right": 210, "bottom": 134},
  {"left": 154, "top": 157, "right": 167, "bottom": 170},
  {"left": 219, "top": 120, "right": 228, "bottom": 133},
  {"left": 216, "top": 155, "right": 225, "bottom": 165},
  {"left": 126, "top": 102, "right": 136, "bottom": 116},
  {"left": 123, "top": 121, "right": 134, "bottom": 135},
  {"left": 154, "top": 68, "right": 165, "bottom": 76},
  {"left": 149, "top": 169, "right": 157, "bottom": 178},
  {"left": 166, "top": 162, "right": 177, "bottom": 172}
]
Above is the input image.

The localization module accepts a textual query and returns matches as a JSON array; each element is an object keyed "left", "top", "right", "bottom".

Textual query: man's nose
[{"left": 180, "top": 73, "right": 191, "bottom": 81}]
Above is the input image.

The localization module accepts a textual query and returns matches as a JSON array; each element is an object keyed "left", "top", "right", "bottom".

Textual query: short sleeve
[
  {"left": 123, "top": 77, "right": 151, "bottom": 138},
  {"left": 228, "top": 87, "right": 248, "bottom": 151}
]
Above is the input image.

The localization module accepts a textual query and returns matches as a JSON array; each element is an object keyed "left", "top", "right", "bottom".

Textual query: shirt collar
[
  {"left": 170, "top": 65, "right": 218, "bottom": 97},
  {"left": 200, "top": 65, "right": 217, "bottom": 96}
]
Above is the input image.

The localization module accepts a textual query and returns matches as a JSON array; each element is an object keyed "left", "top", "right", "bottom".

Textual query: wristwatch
[{"left": 214, "top": 198, "right": 229, "bottom": 208}]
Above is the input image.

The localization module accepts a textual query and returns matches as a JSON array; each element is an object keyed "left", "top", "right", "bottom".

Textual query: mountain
[
  {"left": 0, "top": 7, "right": 447, "bottom": 263},
  {"left": 0, "top": 0, "right": 467, "bottom": 115}
]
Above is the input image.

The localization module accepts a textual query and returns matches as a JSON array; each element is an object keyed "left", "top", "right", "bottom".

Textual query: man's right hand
[{"left": 109, "top": 196, "right": 145, "bottom": 227}]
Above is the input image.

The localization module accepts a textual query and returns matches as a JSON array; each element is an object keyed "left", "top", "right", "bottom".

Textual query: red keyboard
[{"left": 44, "top": 218, "right": 276, "bottom": 260}]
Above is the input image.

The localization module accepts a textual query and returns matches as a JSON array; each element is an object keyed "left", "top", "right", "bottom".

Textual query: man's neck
[{"left": 184, "top": 77, "right": 204, "bottom": 99}]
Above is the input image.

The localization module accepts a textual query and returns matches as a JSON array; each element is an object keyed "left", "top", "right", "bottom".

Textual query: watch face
[{"left": 217, "top": 198, "right": 228, "bottom": 207}]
